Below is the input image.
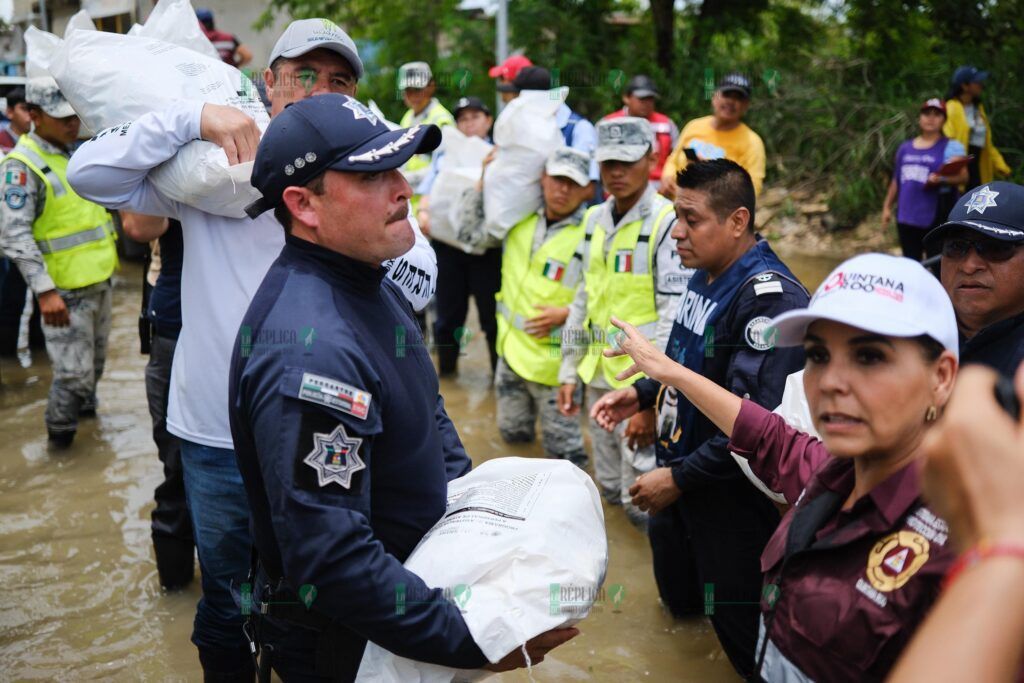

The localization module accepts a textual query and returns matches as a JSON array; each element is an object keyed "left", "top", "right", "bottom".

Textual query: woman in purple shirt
[
  {"left": 593, "top": 253, "right": 961, "bottom": 681},
  {"left": 882, "top": 99, "right": 968, "bottom": 261}
]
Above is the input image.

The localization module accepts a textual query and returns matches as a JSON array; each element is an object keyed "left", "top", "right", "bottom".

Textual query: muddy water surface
[{"left": 0, "top": 251, "right": 840, "bottom": 681}]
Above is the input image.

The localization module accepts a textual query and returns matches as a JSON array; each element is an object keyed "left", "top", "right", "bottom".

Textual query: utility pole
[{"left": 495, "top": 0, "right": 507, "bottom": 113}]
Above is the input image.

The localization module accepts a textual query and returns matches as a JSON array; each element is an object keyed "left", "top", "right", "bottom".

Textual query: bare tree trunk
[{"left": 650, "top": 0, "right": 675, "bottom": 75}]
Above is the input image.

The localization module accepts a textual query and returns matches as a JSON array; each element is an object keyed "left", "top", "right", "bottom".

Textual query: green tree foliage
[{"left": 257, "top": 0, "right": 1022, "bottom": 228}]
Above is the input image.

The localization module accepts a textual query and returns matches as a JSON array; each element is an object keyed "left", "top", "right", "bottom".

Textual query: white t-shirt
[
  {"left": 68, "top": 101, "right": 437, "bottom": 449},
  {"left": 964, "top": 103, "right": 987, "bottom": 148}
]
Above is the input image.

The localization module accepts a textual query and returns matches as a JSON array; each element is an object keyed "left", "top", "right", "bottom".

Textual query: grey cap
[
  {"left": 269, "top": 19, "right": 364, "bottom": 79},
  {"left": 545, "top": 147, "right": 592, "bottom": 187},
  {"left": 398, "top": 61, "right": 432, "bottom": 90},
  {"left": 25, "top": 77, "right": 75, "bottom": 119},
  {"left": 594, "top": 117, "right": 654, "bottom": 163}
]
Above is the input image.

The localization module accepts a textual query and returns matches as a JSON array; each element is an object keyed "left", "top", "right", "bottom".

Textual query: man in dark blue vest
[{"left": 591, "top": 159, "right": 808, "bottom": 678}]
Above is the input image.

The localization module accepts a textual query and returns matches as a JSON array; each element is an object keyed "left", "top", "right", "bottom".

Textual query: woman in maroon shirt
[{"left": 593, "top": 253, "right": 960, "bottom": 682}]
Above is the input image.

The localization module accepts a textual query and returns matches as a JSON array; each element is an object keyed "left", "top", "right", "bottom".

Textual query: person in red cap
[
  {"left": 882, "top": 98, "right": 968, "bottom": 261},
  {"left": 489, "top": 55, "right": 533, "bottom": 104},
  {"left": 601, "top": 75, "right": 679, "bottom": 188}
]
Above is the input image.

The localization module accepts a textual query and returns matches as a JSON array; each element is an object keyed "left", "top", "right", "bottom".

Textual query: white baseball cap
[
  {"left": 269, "top": 19, "right": 363, "bottom": 79},
  {"left": 770, "top": 253, "right": 959, "bottom": 359}
]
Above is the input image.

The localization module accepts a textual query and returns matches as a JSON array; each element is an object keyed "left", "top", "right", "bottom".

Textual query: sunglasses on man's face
[{"left": 942, "top": 237, "right": 1022, "bottom": 263}]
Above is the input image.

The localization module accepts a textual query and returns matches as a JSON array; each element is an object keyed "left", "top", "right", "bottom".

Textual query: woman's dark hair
[{"left": 913, "top": 334, "right": 946, "bottom": 362}]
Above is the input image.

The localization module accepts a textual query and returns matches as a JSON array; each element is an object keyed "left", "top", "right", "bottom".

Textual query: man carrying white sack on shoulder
[{"left": 67, "top": 19, "right": 438, "bottom": 681}]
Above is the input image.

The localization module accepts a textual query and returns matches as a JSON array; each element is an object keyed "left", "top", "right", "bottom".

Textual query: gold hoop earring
[{"left": 925, "top": 406, "right": 938, "bottom": 422}]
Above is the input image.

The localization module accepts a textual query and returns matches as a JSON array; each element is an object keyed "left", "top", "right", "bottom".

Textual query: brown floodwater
[{"left": 0, "top": 250, "right": 840, "bottom": 681}]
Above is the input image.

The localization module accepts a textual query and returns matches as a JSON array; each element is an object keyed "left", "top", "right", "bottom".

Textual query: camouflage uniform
[{"left": 0, "top": 130, "right": 112, "bottom": 437}]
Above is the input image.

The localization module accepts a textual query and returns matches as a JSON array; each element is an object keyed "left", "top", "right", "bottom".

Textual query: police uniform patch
[
  {"left": 866, "top": 531, "right": 930, "bottom": 592},
  {"left": 744, "top": 316, "right": 776, "bottom": 351},
  {"left": 753, "top": 273, "right": 784, "bottom": 296},
  {"left": 303, "top": 423, "right": 366, "bottom": 489},
  {"left": 298, "top": 372, "right": 372, "bottom": 419},
  {"left": 5, "top": 186, "right": 27, "bottom": 210}
]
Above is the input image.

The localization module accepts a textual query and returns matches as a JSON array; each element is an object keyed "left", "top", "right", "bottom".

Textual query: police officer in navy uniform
[
  {"left": 230, "top": 93, "right": 577, "bottom": 681},
  {"left": 924, "top": 181, "right": 1024, "bottom": 376},
  {"left": 591, "top": 159, "right": 808, "bottom": 677}
]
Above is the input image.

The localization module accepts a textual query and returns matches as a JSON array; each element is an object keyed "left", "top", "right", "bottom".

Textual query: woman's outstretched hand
[{"left": 605, "top": 316, "right": 678, "bottom": 384}]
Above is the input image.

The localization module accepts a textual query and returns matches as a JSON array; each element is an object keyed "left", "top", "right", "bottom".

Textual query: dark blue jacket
[
  {"left": 147, "top": 219, "right": 182, "bottom": 340},
  {"left": 228, "top": 235, "right": 486, "bottom": 671},
  {"left": 960, "top": 311, "right": 1024, "bottom": 378},
  {"left": 635, "top": 239, "right": 809, "bottom": 517}
]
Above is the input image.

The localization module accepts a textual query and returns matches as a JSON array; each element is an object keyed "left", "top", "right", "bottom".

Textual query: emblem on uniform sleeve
[
  {"left": 304, "top": 423, "right": 365, "bottom": 489},
  {"left": 298, "top": 372, "right": 372, "bottom": 419},
  {"left": 744, "top": 316, "right": 776, "bottom": 351},
  {"left": 865, "top": 531, "right": 930, "bottom": 592},
  {"left": 4, "top": 168, "right": 26, "bottom": 186},
  {"left": 4, "top": 186, "right": 26, "bottom": 210}
]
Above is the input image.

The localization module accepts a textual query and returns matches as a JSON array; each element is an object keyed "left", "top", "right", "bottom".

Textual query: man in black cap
[
  {"left": 230, "top": 93, "right": 577, "bottom": 680},
  {"left": 661, "top": 72, "right": 765, "bottom": 198},
  {"left": 925, "top": 181, "right": 1024, "bottom": 376},
  {"left": 602, "top": 74, "right": 679, "bottom": 189}
]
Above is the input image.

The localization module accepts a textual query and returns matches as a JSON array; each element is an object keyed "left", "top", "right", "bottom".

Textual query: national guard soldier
[
  {"left": 592, "top": 159, "right": 809, "bottom": 677},
  {"left": 494, "top": 147, "right": 594, "bottom": 467},
  {"left": 396, "top": 61, "right": 454, "bottom": 207},
  {"left": 230, "top": 93, "right": 576, "bottom": 681},
  {"left": 0, "top": 78, "right": 116, "bottom": 447},
  {"left": 557, "top": 117, "right": 691, "bottom": 525}
]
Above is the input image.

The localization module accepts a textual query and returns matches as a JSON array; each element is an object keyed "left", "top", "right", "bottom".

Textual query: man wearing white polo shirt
[{"left": 68, "top": 19, "right": 436, "bottom": 679}]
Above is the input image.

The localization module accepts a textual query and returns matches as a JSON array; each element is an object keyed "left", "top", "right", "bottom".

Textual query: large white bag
[
  {"left": 126, "top": 0, "right": 219, "bottom": 60},
  {"left": 482, "top": 88, "right": 566, "bottom": 238},
  {"left": 356, "top": 457, "right": 608, "bottom": 683},
  {"left": 731, "top": 370, "right": 818, "bottom": 504},
  {"left": 427, "top": 127, "right": 492, "bottom": 254},
  {"left": 48, "top": 0, "right": 267, "bottom": 218}
]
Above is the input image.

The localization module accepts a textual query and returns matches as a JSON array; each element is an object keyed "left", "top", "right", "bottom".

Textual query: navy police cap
[
  {"left": 924, "top": 181, "right": 1024, "bottom": 249},
  {"left": 246, "top": 94, "right": 442, "bottom": 218}
]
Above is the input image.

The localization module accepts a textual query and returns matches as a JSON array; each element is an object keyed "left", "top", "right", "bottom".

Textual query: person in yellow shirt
[
  {"left": 660, "top": 73, "right": 766, "bottom": 197},
  {"left": 943, "top": 65, "right": 1011, "bottom": 190}
]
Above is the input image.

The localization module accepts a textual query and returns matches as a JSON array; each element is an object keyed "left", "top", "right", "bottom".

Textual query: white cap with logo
[
  {"left": 269, "top": 19, "right": 363, "bottom": 79},
  {"left": 769, "top": 253, "right": 959, "bottom": 359}
]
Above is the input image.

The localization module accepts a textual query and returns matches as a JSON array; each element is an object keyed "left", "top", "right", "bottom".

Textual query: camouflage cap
[
  {"left": 595, "top": 117, "right": 654, "bottom": 163},
  {"left": 545, "top": 147, "right": 591, "bottom": 187},
  {"left": 398, "top": 61, "right": 432, "bottom": 90},
  {"left": 25, "top": 77, "right": 75, "bottom": 119}
]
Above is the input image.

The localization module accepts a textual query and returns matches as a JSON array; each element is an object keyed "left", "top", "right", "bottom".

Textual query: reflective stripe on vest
[
  {"left": 7, "top": 135, "right": 117, "bottom": 290},
  {"left": 9, "top": 142, "right": 66, "bottom": 197},
  {"left": 756, "top": 615, "right": 816, "bottom": 683},
  {"left": 496, "top": 212, "right": 586, "bottom": 386},
  {"left": 576, "top": 199, "right": 675, "bottom": 388},
  {"left": 36, "top": 222, "right": 113, "bottom": 254}
]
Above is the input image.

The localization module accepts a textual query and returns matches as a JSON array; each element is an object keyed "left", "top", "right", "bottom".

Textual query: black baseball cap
[
  {"left": 245, "top": 94, "right": 441, "bottom": 218},
  {"left": 625, "top": 74, "right": 659, "bottom": 99},
  {"left": 453, "top": 96, "right": 490, "bottom": 119},
  {"left": 497, "top": 65, "right": 552, "bottom": 93},
  {"left": 717, "top": 72, "right": 752, "bottom": 99},
  {"left": 924, "top": 181, "right": 1024, "bottom": 249}
]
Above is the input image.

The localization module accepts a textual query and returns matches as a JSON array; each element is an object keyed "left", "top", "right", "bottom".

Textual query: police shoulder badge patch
[
  {"left": 304, "top": 423, "right": 366, "bottom": 489},
  {"left": 865, "top": 530, "right": 930, "bottom": 592}
]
